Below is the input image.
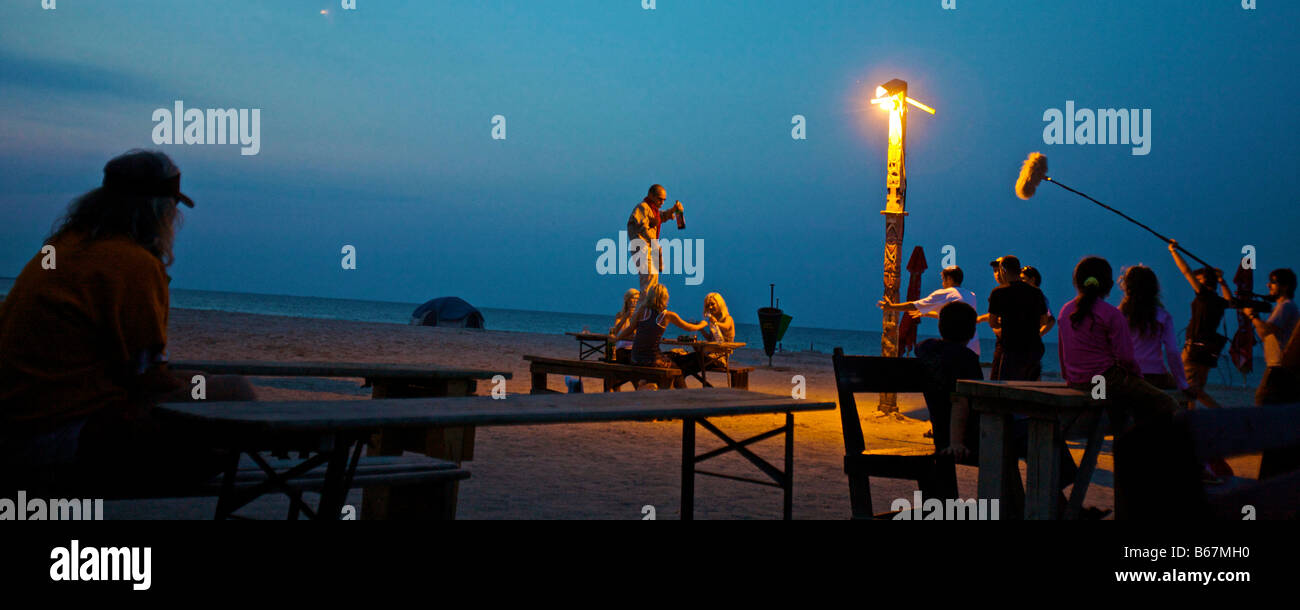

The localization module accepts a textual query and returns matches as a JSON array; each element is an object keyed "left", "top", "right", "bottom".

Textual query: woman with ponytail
[{"left": 1057, "top": 257, "right": 1179, "bottom": 432}]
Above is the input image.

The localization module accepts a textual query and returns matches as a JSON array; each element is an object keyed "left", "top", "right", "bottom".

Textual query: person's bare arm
[
  {"left": 1244, "top": 308, "right": 1280, "bottom": 338},
  {"left": 717, "top": 315, "right": 735, "bottom": 340},
  {"left": 1216, "top": 274, "right": 1233, "bottom": 301},
  {"left": 615, "top": 323, "right": 636, "bottom": 342},
  {"left": 878, "top": 297, "right": 918, "bottom": 312},
  {"left": 665, "top": 311, "right": 707, "bottom": 332},
  {"left": 1039, "top": 313, "right": 1055, "bottom": 336},
  {"left": 660, "top": 201, "right": 682, "bottom": 221},
  {"left": 976, "top": 313, "right": 989, "bottom": 324},
  {"left": 1168, "top": 240, "right": 1202, "bottom": 293}
]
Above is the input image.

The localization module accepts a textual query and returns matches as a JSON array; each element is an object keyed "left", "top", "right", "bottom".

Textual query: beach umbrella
[
  {"left": 1230, "top": 263, "right": 1256, "bottom": 375},
  {"left": 898, "top": 246, "right": 927, "bottom": 356}
]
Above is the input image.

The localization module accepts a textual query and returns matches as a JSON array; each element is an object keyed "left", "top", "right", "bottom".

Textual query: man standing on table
[
  {"left": 987, "top": 255, "right": 1051, "bottom": 381},
  {"left": 627, "top": 184, "right": 683, "bottom": 291}
]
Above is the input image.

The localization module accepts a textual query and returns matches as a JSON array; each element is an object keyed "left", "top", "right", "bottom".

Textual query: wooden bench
[
  {"left": 723, "top": 366, "right": 753, "bottom": 390},
  {"left": 0, "top": 454, "right": 469, "bottom": 520},
  {"left": 208, "top": 454, "right": 467, "bottom": 520},
  {"left": 524, "top": 355, "right": 681, "bottom": 392},
  {"left": 1115, "top": 403, "right": 1300, "bottom": 520}
]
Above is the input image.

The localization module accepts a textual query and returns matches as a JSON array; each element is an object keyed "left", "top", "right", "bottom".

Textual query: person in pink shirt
[
  {"left": 1057, "top": 257, "right": 1179, "bottom": 432},
  {"left": 1118, "top": 265, "right": 1192, "bottom": 397}
]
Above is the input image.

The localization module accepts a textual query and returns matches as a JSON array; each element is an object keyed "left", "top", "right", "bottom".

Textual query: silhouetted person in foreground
[{"left": 0, "top": 150, "right": 255, "bottom": 496}]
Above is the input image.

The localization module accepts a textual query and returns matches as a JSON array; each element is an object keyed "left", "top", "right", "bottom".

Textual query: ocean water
[
  {"left": 0, "top": 278, "right": 1261, "bottom": 388},
  {"left": 165, "top": 286, "right": 955, "bottom": 360}
]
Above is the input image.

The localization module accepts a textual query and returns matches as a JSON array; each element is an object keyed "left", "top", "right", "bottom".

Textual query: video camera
[{"left": 1229, "top": 290, "right": 1273, "bottom": 313}]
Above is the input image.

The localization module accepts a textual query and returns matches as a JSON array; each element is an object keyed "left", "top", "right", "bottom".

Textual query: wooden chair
[{"left": 833, "top": 347, "right": 957, "bottom": 519}]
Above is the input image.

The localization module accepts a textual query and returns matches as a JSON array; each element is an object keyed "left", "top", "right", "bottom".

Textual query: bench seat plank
[{"left": 170, "top": 359, "right": 510, "bottom": 380}]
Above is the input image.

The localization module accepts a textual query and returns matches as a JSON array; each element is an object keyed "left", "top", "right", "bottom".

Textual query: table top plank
[
  {"left": 158, "top": 388, "right": 832, "bottom": 434},
  {"left": 565, "top": 332, "right": 744, "bottom": 350},
  {"left": 169, "top": 359, "right": 511, "bottom": 380},
  {"left": 955, "top": 379, "right": 1182, "bottom": 418},
  {"left": 954, "top": 380, "right": 1094, "bottom": 409}
]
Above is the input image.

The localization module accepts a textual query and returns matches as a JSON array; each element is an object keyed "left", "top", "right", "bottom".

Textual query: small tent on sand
[{"left": 410, "top": 297, "right": 485, "bottom": 329}]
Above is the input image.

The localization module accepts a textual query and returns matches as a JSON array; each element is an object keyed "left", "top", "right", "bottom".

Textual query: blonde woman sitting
[
  {"left": 615, "top": 283, "right": 708, "bottom": 389},
  {"left": 608, "top": 288, "right": 640, "bottom": 363},
  {"left": 701, "top": 292, "right": 737, "bottom": 369},
  {"left": 701, "top": 292, "right": 735, "bottom": 342}
]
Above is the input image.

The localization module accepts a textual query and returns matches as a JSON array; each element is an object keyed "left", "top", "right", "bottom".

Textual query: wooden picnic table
[
  {"left": 158, "top": 388, "right": 834, "bottom": 520},
  {"left": 564, "top": 333, "right": 746, "bottom": 387},
  {"left": 954, "top": 379, "right": 1180, "bottom": 520},
  {"left": 566, "top": 332, "right": 615, "bottom": 361},
  {"left": 169, "top": 359, "right": 510, "bottom": 518}
]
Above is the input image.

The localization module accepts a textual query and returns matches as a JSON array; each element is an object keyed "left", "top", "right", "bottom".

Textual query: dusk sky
[{"left": 2, "top": 0, "right": 1296, "bottom": 335}]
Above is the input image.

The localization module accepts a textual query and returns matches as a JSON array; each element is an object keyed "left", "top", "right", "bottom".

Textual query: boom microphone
[
  {"left": 1013, "top": 152, "right": 1215, "bottom": 270},
  {"left": 1015, "top": 152, "right": 1048, "bottom": 200}
]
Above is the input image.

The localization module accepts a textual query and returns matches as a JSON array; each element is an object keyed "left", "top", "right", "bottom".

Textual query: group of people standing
[{"left": 881, "top": 243, "right": 1298, "bottom": 487}]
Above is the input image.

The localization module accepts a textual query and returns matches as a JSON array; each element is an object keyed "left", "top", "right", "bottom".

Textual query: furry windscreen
[{"left": 1015, "top": 152, "right": 1048, "bottom": 200}]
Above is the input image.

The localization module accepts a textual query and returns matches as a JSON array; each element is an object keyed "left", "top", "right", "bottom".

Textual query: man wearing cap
[
  {"left": 987, "top": 255, "right": 1051, "bottom": 381},
  {"left": 0, "top": 150, "right": 252, "bottom": 495}
]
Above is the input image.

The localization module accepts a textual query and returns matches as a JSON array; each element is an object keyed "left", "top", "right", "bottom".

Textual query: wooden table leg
[
  {"left": 695, "top": 350, "right": 712, "bottom": 388},
  {"left": 317, "top": 434, "right": 358, "bottom": 521},
  {"left": 362, "top": 377, "right": 475, "bottom": 520},
  {"left": 681, "top": 418, "right": 696, "bottom": 520},
  {"left": 978, "top": 408, "right": 1019, "bottom": 520},
  {"left": 213, "top": 450, "right": 242, "bottom": 520},
  {"left": 783, "top": 412, "right": 794, "bottom": 520},
  {"left": 1064, "top": 407, "right": 1106, "bottom": 520},
  {"left": 1025, "top": 418, "right": 1062, "bottom": 520}
]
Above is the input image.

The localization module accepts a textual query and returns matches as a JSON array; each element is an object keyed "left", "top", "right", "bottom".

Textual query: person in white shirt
[
  {"left": 879, "top": 265, "right": 980, "bottom": 356},
  {"left": 1243, "top": 268, "right": 1299, "bottom": 369}
]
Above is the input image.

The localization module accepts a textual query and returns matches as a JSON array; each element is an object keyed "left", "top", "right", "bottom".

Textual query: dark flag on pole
[
  {"left": 898, "top": 246, "right": 927, "bottom": 356},
  {"left": 1230, "top": 262, "right": 1255, "bottom": 375}
]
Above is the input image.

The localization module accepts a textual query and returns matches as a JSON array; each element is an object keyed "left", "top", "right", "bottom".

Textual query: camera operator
[{"left": 1244, "top": 268, "right": 1299, "bottom": 401}]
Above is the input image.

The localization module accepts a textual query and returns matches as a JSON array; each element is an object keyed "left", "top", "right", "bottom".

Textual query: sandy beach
[{"left": 107, "top": 308, "right": 1263, "bottom": 520}]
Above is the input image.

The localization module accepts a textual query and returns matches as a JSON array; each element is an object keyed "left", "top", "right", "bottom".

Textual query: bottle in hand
[{"left": 675, "top": 201, "right": 685, "bottom": 229}]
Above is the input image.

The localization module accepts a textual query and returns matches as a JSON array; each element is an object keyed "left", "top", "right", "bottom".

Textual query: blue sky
[{"left": 1, "top": 0, "right": 1297, "bottom": 336}]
